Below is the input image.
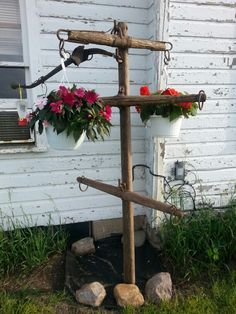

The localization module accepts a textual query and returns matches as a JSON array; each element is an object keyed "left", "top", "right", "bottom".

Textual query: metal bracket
[{"left": 11, "top": 46, "right": 116, "bottom": 90}]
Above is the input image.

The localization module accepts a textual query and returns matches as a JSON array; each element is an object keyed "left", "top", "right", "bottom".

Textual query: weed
[
  {"left": 160, "top": 207, "right": 236, "bottom": 279},
  {"left": 0, "top": 219, "right": 68, "bottom": 278}
]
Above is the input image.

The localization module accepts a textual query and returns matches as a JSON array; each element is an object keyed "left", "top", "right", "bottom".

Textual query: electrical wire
[{"left": 132, "top": 163, "right": 197, "bottom": 211}]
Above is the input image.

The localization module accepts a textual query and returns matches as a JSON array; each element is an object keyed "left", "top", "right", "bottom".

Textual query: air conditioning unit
[{"left": 0, "top": 110, "right": 35, "bottom": 144}]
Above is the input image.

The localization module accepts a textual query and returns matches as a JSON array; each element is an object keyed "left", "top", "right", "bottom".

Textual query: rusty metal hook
[
  {"left": 79, "top": 176, "right": 89, "bottom": 192},
  {"left": 163, "top": 41, "right": 173, "bottom": 65},
  {"left": 198, "top": 90, "right": 206, "bottom": 110}
]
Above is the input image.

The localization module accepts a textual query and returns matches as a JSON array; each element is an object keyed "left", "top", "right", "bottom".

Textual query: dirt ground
[{"left": 1, "top": 253, "right": 116, "bottom": 313}]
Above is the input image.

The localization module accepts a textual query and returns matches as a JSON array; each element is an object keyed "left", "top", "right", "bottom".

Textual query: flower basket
[
  {"left": 46, "top": 125, "right": 86, "bottom": 150},
  {"left": 28, "top": 85, "right": 112, "bottom": 150},
  {"left": 149, "top": 115, "right": 183, "bottom": 138},
  {"left": 136, "top": 86, "right": 198, "bottom": 138}
]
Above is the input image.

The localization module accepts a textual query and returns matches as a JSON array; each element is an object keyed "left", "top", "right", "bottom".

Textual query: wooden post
[{"left": 117, "top": 22, "right": 135, "bottom": 284}]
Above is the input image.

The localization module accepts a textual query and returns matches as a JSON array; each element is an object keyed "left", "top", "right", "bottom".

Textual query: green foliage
[
  {"left": 160, "top": 207, "right": 236, "bottom": 279},
  {"left": 0, "top": 221, "right": 68, "bottom": 278}
]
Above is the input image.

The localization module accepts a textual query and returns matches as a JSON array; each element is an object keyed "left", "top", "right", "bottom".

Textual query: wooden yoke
[
  {"left": 63, "top": 30, "right": 168, "bottom": 51},
  {"left": 77, "top": 177, "right": 183, "bottom": 218},
  {"left": 61, "top": 21, "right": 206, "bottom": 285}
]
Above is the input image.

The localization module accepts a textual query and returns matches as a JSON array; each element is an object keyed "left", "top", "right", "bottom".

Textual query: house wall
[
  {"left": 0, "top": 0, "right": 157, "bottom": 227},
  {"left": 162, "top": 0, "right": 236, "bottom": 207}
]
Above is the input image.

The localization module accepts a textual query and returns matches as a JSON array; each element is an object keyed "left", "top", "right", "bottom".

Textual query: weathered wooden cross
[{"left": 59, "top": 21, "right": 206, "bottom": 284}]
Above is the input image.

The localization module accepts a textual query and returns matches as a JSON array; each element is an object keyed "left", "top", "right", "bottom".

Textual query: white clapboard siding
[
  {"left": 169, "top": 70, "right": 236, "bottom": 85},
  {"left": 0, "top": 0, "right": 154, "bottom": 227},
  {"left": 170, "top": 53, "right": 236, "bottom": 70},
  {"left": 170, "top": 0, "right": 236, "bottom": 4},
  {"left": 162, "top": 1, "right": 236, "bottom": 207},
  {"left": 165, "top": 141, "right": 236, "bottom": 158},
  {"left": 38, "top": 0, "right": 149, "bottom": 24},
  {"left": 1, "top": 204, "right": 146, "bottom": 230},
  {"left": 168, "top": 127, "right": 236, "bottom": 143},
  {"left": 170, "top": 2, "right": 236, "bottom": 22},
  {"left": 0, "top": 179, "right": 145, "bottom": 204},
  {"left": 171, "top": 37, "right": 236, "bottom": 54}
]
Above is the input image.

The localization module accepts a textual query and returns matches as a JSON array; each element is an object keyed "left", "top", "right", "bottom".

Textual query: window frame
[{"left": 0, "top": 0, "right": 47, "bottom": 153}]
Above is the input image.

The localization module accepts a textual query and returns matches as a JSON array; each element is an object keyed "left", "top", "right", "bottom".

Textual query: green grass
[
  {"left": 160, "top": 207, "right": 236, "bottom": 279},
  {"left": 0, "top": 220, "right": 68, "bottom": 278},
  {"left": 1, "top": 207, "right": 236, "bottom": 313},
  {"left": 0, "top": 290, "right": 69, "bottom": 314}
]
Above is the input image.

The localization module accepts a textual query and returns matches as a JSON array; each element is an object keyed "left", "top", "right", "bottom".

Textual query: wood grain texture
[
  {"left": 67, "top": 30, "right": 167, "bottom": 50},
  {"left": 77, "top": 176, "right": 183, "bottom": 217}
]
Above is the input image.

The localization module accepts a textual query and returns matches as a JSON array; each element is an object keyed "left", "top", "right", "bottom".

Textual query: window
[{"left": 0, "top": 0, "right": 35, "bottom": 147}]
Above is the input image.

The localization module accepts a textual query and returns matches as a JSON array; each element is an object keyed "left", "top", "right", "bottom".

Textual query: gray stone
[
  {"left": 114, "top": 283, "right": 144, "bottom": 307},
  {"left": 75, "top": 281, "right": 106, "bottom": 307},
  {"left": 121, "top": 229, "right": 146, "bottom": 247},
  {"left": 71, "top": 237, "right": 95, "bottom": 256},
  {"left": 134, "top": 230, "right": 146, "bottom": 247},
  {"left": 145, "top": 272, "right": 172, "bottom": 303}
]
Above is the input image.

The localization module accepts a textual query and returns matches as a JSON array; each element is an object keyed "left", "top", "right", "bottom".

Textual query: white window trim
[{"left": 0, "top": 0, "right": 48, "bottom": 154}]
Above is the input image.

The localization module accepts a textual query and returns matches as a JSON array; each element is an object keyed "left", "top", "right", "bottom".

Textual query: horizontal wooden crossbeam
[
  {"left": 64, "top": 30, "right": 167, "bottom": 51},
  {"left": 100, "top": 93, "right": 206, "bottom": 107},
  {"left": 77, "top": 176, "right": 184, "bottom": 217}
]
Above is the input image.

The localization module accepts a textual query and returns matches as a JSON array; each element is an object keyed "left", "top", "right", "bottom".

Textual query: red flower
[
  {"left": 50, "top": 100, "right": 63, "bottom": 113},
  {"left": 84, "top": 90, "right": 99, "bottom": 104},
  {"left": 135, "top": 105, "right": 141, "bottom": 113},
  {"left": 18, "top": 118, "right": 28, "bottom": 126},
  {"left": 179, "top": 102, "right": 192, "bottom": 109},
  {"left": 162, "top": 88, "right": 180, "bottom": 96},
  {"left": 140, "top": 85, "right": 150, "bottom": 96}
]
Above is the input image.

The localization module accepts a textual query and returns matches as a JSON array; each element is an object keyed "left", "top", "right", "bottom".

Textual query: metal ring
[
  {"left": 56, "top": 29, "right": 69, "bottom": 41},
  {"left": 59, "top": 39, "right": 65, "bottom": 58},
  {"left": 164, "top": 50, "right": 171, "bottom": 65},
  {"left": 164, "top": 41, "right": 173, "bottom": 51},
  {"left": 41, "top": 82, "right": 48, "bottom": 97},
  {"left": 198, "top": 90, "right": 206, "bottom": 110},
  {"left": 79, "top": 182, "right": 88, "bottom": 192}
]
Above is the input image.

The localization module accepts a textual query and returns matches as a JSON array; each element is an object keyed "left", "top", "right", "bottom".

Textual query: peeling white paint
[{"left": 163, "top": 1, "right": 236, "bottom": 206}]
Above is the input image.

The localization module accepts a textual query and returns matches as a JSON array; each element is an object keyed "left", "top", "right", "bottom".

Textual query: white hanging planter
[
  {"left": 46, "top": 125, "right": 86, "bottom": 150},
  {"left": 149, "top": 115, "right": 183, "bottom": 138}
]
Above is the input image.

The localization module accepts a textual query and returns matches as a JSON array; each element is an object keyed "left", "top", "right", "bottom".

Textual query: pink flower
[
  {"left": 58, "top": 85, "right": 68, "bottom": 97},
  {"left": 84, "top": 90, "right": 99, "bottom": 104},
  {"left": 43, "top": 120, "right": 49, "bottom": 127},
  {"left": 36, "top": 97, "right": 47, "bottom": 110},
  {"left": 74, "top": 88, "right": 85, "bottom": 98},
  {"left": 50, "top": 100, "right": 63, "bottom": 113},
  {"left": 100, "top": 105, "right": 112, "bottom": 121},
  {"left": 57, "top": 85, "right": 75, "bottom": 107},
  {"left": 25, "top": 112, "right": 33, "bottom": 122},
  {"left": 75, "top": 99, "right": 83, "bottom": 109}
]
